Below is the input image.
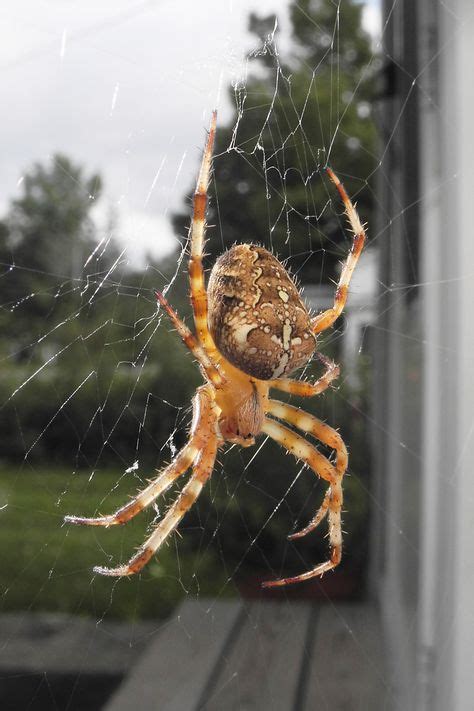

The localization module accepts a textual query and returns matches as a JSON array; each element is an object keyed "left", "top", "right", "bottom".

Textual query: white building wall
[
  {"left": 374, "top": 3, "right": 422, "bottom": 708},
  {"left": 378, "top": 1, "right": 474, "bottom": 709},
  {"left": 419, "top": 1, "right": 474, "bottom": 709}
]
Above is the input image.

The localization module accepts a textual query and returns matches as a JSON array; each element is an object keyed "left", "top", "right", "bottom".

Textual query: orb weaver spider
[{"left": 65, "top": 111, "right": 366, "bottom": 587}]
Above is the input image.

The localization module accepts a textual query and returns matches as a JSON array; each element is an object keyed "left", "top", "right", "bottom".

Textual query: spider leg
[
  {"left": 65, "top": 385, "right": 217, "bottom": 531},
  {"left": 156, "top": 290, "right": 223, "bottom": 387},
  {"left": 65, "top": 445, "right": 195, "bottom": 528},
  {"left": 265, "top": 400, "right": 348, "bottom": 539},
  {"left": 312, "top": 168, "right": 366, "bottom": 335},
  {"left": 94, "top": 415, "right": 218, "bottom": 577},
  {"left": 260, "top": 417, "right": 343, "bottom": 588},
  {"left": 189, "top": 110, "right": 219, "bottom": 356},
  {"left": 268, "top": 353, "right": 339, "bottom": 397}
]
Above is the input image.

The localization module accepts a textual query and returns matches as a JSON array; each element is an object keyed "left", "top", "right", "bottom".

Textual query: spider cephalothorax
[{"left": 66, "top": 111, "right": 366, "bottom": 587}]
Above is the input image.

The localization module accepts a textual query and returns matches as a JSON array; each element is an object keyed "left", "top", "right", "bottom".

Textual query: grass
[
  {"left": 0, "top": 433, "right": 371, "bottom": 620},
  {"left": 0, "top": 466, "right": 234, "bottom": 620}
]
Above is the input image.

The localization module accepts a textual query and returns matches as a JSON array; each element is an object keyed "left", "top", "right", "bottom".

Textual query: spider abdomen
[{"left": 207, "top": 244, "right": 316, "bottom": 380}]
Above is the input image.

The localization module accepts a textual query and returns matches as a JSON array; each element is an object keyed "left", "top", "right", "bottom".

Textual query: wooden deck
[{"left": 106, "top": 598, "right": 392, "bottom": 711}]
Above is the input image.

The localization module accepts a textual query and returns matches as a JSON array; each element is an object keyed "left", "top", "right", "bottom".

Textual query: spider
[{"left": 65, "top": 111, "right": 366, "bottom": 587}]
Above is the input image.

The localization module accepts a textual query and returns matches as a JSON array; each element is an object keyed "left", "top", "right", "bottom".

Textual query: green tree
[
  {"left": 172, "top": 0, "right": 377, "bottom": 284},
  {"left": 0, "top": 155, "right": 116, "bottom": 353},
  {"left": 0, "top": 154, "right": 201, "bottom": 466},
  {"left": 6, "top": 154, "right": 102, "bottom": 279}
]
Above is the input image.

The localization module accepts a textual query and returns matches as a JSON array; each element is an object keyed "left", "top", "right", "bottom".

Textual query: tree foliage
[
  {"left": 6, "top": 154, "right": 102, "bottom": 278},
  {"left": 0, "top": 155, "right": 114, "bottom": 353},
  {"left": 172, "top": 0, "right": 378, "bottom": 284},
  {"left": 0, "top": 153, "right": 194, "bottom": 466}
]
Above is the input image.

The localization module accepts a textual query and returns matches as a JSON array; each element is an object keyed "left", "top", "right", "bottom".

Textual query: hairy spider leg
[
  {"left": 268, "top": 353, "right": 340, "bottom": 397},
  {"left": 312, "top": 168, "right": 366, "bottom": 335},
  {"left": 260, "top": 418, "right": 342, "bottom": 587},
  {"left": 65, "top": 446, "right": 194, "bottom": 528},
  {"left": 155, "top": 290, "right": 223, "bottom": 387},
  {"left": 188, "top": 110, "right": 219, "bottom": 356},
  {"left": 64, "top": 386, "right": 215, "bottom": 530},
  {"left": 265, "top": 400, "right": 348, "bottom": 539},
  {"left": 94, "top": 388, "right": 219, "bottom": 576}
]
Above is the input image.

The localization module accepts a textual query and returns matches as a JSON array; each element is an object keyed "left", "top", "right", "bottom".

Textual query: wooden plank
[
  {"left": 303, "top": 604, "right": 392, "bottom": 710},
  {"left": 202, "top": 600, "right": 312, "bottom": 711},
  {"left": 105, "top": 598, "right": 242, "bottom": 711},
  {"left": 0, "top": 613, "right": 153, "bottom": 675}
]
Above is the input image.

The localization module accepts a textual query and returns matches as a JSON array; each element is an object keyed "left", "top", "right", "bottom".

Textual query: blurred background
[{"left": 0, "top": 1, "right": 473, "bottom": 710}]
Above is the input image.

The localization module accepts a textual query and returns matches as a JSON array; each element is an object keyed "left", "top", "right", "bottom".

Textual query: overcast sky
[{"left": 1, "top": 0, "right": 380, "bottom": 266}]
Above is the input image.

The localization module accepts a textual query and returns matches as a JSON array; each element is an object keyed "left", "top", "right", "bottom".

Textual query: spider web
[{"left": 0, "top": 0, "right": 461, "bottom": 708}]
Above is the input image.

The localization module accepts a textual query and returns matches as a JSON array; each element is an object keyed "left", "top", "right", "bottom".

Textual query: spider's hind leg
[
  {"left": 312, "top": 169, "right": 366, "bottom": 335},
  {"left": 156, "top": 290, "right": 223, "bottom": 388},
  {"left": 188, "top": 111, "right": 219, "bottom": 356}
]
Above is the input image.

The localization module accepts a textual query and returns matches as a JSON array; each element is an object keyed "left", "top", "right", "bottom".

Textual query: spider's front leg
[
  {"left": 266, "top": 400, "right": 348, "bottom": 540},
  {"left": 65, "top": 444, "right": 197, "bottom": 529},
  {"left": 260, "top": 417, "right": 344, "bottom": 587},
  {"left": 96, "top": 426, "right": 219, "bottom": 576},
  {"left": 65, "top": 385, "right": 220, "bottom": 576},
  {"left": 155, "top": 290, "right": 223, "bottom": 387}
]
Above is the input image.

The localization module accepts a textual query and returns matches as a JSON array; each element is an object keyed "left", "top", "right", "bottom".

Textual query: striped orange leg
[
  {"left": 65, "top": 444, "right": 196, "bottom": 529},
  {"left": 260, "top": 418, "right": 343, "bottom": 588},
  {"left": 265, "top": 400, "right": 348, "bottom": 539},
  {"left": 269, "top": 353, "right": 340, "bottom": 397},
  {"left": 95, "top": 425, "right": 218, "bottom": 576},
  {"left": 312, "top": 168, "right": 366, "bottom": 335},
  {"left": 156, "top": 290, "right": 223, "bottom": 388},
  {"left": 65, "top": 386, "right": 219, "bottom": 575},
  {"left": 188, "top": 110, "right": 219, "bottom": 356}
]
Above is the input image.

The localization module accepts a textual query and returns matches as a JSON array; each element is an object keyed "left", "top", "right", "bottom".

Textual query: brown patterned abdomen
[{"left": 207, "top": 244, "right": 316, "bottom": 380}]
